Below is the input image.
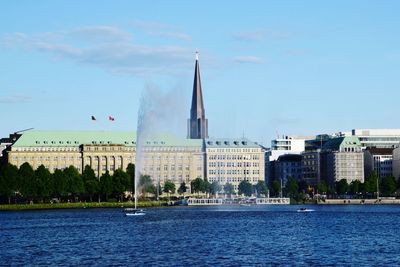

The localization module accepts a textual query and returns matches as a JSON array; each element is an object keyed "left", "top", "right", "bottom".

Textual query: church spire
[{"left": 188, "top": 52, "right": 208, "bottom": 139}]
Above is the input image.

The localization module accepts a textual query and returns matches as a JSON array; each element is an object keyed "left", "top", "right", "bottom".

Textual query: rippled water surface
[{"left": 1, "top": 205, "right": 400, "bottom": 266}]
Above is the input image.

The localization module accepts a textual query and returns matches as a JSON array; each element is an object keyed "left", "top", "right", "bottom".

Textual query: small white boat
[
  {"left": 125, "top": 209, "right": 146, "bottom": 216},
  {"left": 297, "top": 208, "right": 315, "bottom": 213}
]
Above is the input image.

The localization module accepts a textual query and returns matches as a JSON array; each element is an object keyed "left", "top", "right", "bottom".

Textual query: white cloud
[
  {"left": 232, "top": 29, "right": 293, "bottom": 42},
  {"left": 0, "top": 94, "right": 32, "bottom": 104},
  {"left": 132, "top": 20, "right": 192, "bottom": 41},
  {"left": 69, "top": 26, "right": 133, "bottom": 42},
  {"left": 233, "top": 56, "right": 265, "bottom": 64},
  {"left": 0, "top": 26, "right": 194, "bottom": 76},
  {"left": 232, "top": 30, "right": 266, "bottom": 42}
]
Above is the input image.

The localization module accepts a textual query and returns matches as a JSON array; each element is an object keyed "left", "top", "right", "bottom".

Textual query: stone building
[
  {"left": 320, "top": 136, "right": 364, "bottom": 185},
  {"left": 7, "top": 131, "right": 204, "bottom": 189},
  {"left": 204, "top": 138, "right": 265, "bottom": 192}
]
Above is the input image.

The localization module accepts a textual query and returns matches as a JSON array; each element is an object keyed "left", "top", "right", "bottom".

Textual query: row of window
[
  {"left": 208, "top": 177, "right": 261, "bottom": 183},
  {"left": 209, "top": 162, "right": 260, "bottom": 168},
  {"left": 15, "top": 147, "right": 80, "bottom": 152},
  {"left": 208, "top": 148, "right": 260, "bottom": 153},
  {"left": 208, "top": 154, "right": 261, "bottom": 160},
  {"left": 209, "top": 169, "right": 259, "bottom": 175},
  {"left": 86, "top": 147, "right": 125, "bottom": 152},
  {"left": 13, "top": 156, "right": 82, "bottom": 161}
]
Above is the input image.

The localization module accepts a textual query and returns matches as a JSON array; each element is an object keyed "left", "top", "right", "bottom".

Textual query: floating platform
[{"left": 185, "top": 197, "right": 290, "bottom": 206}]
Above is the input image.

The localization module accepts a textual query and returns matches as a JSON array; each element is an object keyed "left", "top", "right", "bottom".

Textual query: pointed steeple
[{"left": 188, "top": 52, "right": 208, "bottom": 139}]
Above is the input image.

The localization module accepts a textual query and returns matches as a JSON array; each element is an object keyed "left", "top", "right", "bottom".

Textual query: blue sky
[{"left": 1, "top": 1, "right": 400, "bottom": 145}]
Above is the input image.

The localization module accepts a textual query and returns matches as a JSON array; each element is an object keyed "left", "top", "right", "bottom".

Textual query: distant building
[
  {"left": 364, "top": 148, "right": 393, "bottom": 179},
  {"left": 352, "top": 129, "right": 400, "bottom": 149},
  {"left": 265, "top": 135, "right": 310, "bottom": 183},
  {"left": 304, "top": 134, "right": 334, "bottom": 152},
  {"left": 301, "top": 149, "right": 321, "bottom": 186},
  {"left": 274, "top": 154, "right": 302, "bottom": 185},
  {"left": 7, "top": 131, "right": 204, "bottom": 189},
  {"left": 320, "top": 136, "right": 364, "bottom": 185},
  {"left": 205, "top": 138, "right": 265, "bottom": 192},
  {"left": 392, "top": 148, "right": 400, "bottom": 180},
  {"left": 0, "top": 132, "right": 23, "bottom": 165},
  {"left": 187, "top": 52, "right": 208, "bottom": 139}
]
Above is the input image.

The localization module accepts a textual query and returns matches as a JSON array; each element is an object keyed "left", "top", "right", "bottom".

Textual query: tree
[
  {"left": 18, "top": 162, "right": 37, "bottom": 201},
  {"left": 317, "top": 180, "right": 328, "bottom": 194},
  {"left": 52, "top": 169, "right": 67, "bottom": 201},
  {"left": 190, "top": 177, "right": 204, "bottom": 195},
  {"left": 223, "top": 183, "right": 235, "bottom": 197},
  {"left": 203, "top": 179, "right": 211, "bottom": 195},
  {"left": 0, "top": 164, "right": 18, "bottom": 203},
  {"left": 99, "top": 171, "right": 113, "bottom": 202},
  {"left": 113, "top": 169, "right": 130, "bottom": 201},
  {"left": 238, "top": 180, "right": 253, "bottom": 197},
  {"left": 126, "top": 163, "right": 135, "bottom": 193},
  {"left": 271, "top": 179, "right": 281, "bottom": 197},
  {"left": 298, "top": 180, "right": 309, "bottom": 193},
  {"left": 178, "top": 182, "right": 187, "bottom": 196},
  {"left": 164, "top": 180, "right": 176, "bottom": 201},
  {"left": 364, "top": 171, "right": 378, "bottom": 196},
  {"left": 210, "top": 181, "right": 221, "bottom": 196},
  {"left": 139, "top": 174, "right": 154, "bottom": 197},
  {"left": 381, "top": 176, "right": 396, "bottom": 196},
  {"left": 64, "top": 166, "right": 84, "bottom": 201},
  {"left": 254, "top": 181, "right": 268, "bottom": 197},
  {"left": 336, "top": 179, "right": 349, "bottom": 196},
  {"left": 349, "top": 180, "right": 362, "bottom": 196},
  {"left": 285, "top": 176, "right": 299, "bottom": 199},
  {"left": 82, "top": 165, "right": 98, "bottom": 202},
  {"left": 35, "top": 165, "right": 52, "bottom": 201}
]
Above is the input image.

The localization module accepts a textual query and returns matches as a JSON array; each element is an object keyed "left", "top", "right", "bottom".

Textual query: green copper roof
[
  {"left": 322, "top": 136, "right": 361, "bottom": 151},
  {"left": 12, "top": 131, "right": 202, "bottom": 148}
]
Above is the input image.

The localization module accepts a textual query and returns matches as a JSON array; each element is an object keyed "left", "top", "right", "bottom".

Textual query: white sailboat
[{"left": 125, "top": 178, "right": 145, "bottom": 216}]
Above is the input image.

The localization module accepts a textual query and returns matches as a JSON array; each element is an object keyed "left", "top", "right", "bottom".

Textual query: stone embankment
[{"left": 318, "top": 198, "right": 400, "bottom": 205}]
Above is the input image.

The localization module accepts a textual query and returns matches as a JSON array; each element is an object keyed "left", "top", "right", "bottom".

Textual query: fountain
[{"left": 126, "top": 84, "right": 185, "bottom": 216}]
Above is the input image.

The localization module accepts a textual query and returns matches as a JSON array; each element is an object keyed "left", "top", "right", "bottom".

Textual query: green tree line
[
  {"left": 0, "top": 162, "right": 136, "bottom": 204},
  {"left": 269, "top": 171, "right": 400, "bottom": 202}
]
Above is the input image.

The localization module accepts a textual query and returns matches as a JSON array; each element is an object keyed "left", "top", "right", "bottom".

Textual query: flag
[
  {"left": 109, "top": 116, "right": 115, "bottom": 121},
  {"left": 91, "top": 116, "right": 96, "bottom": 121}
]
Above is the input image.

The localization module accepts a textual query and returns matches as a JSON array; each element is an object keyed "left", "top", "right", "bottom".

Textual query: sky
[{"left": 1, "top": 1, "right": 400, "bottom": 146}]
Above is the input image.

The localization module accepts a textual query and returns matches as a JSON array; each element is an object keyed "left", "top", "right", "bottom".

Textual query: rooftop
[
  {"left": 322, "top": 136, "right": 361, "bottom": 151},
  {"left": 205, "top": 138, "right": 261, "bottom": 148},
  {"left": 11, "top": 131, "right": 202, "bottom": 148}
]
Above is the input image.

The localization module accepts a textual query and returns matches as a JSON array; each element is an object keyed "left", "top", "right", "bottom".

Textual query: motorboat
[{"left": 297, "top": 208, "right": 315, "bottom": 213}]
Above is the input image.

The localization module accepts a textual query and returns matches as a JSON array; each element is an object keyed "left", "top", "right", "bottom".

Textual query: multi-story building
[
  {"left": 392, "top": 147, "right": 400, "bottom": 180},
  {"left": 301, "top": 149, "right": 321, "bottom": 186},
  {"left": 7, "top": 131, "right": 204, "bottom": 189},
  {"left": 352, "top": 129, "right": 400, "bottom": 149},
  {"left": 205, "top": 138, "right": 265, "bottom": 192},
  {"left": 138, "top": 135, "right": 204, "bottom": 186},
  {"left": 265, "top": 135, "right": 311, "bottom": 183},
  {"left": 364, "top": 148, "right": 393, "bottom": 179},
  {"left": 320, "top": 136, "right": 364, "bottom": 185},
  {"left": 274, "top": 154, "right": 302, "bottom": 184}
]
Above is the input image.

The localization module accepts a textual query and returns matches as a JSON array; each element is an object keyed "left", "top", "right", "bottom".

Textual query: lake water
[{"left": 1, "top": 205, "right": 400, "bottom": 266}]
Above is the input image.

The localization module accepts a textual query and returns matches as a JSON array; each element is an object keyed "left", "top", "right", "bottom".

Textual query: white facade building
[
  {"left": 352, "top": 129, "right": 400, "bottom": 149},
  {"left": 205, "top": 138, "right": 265, "bottom": 192},
  {"left": 392, "top": 148, "right": 400, "bottom": 180}
]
